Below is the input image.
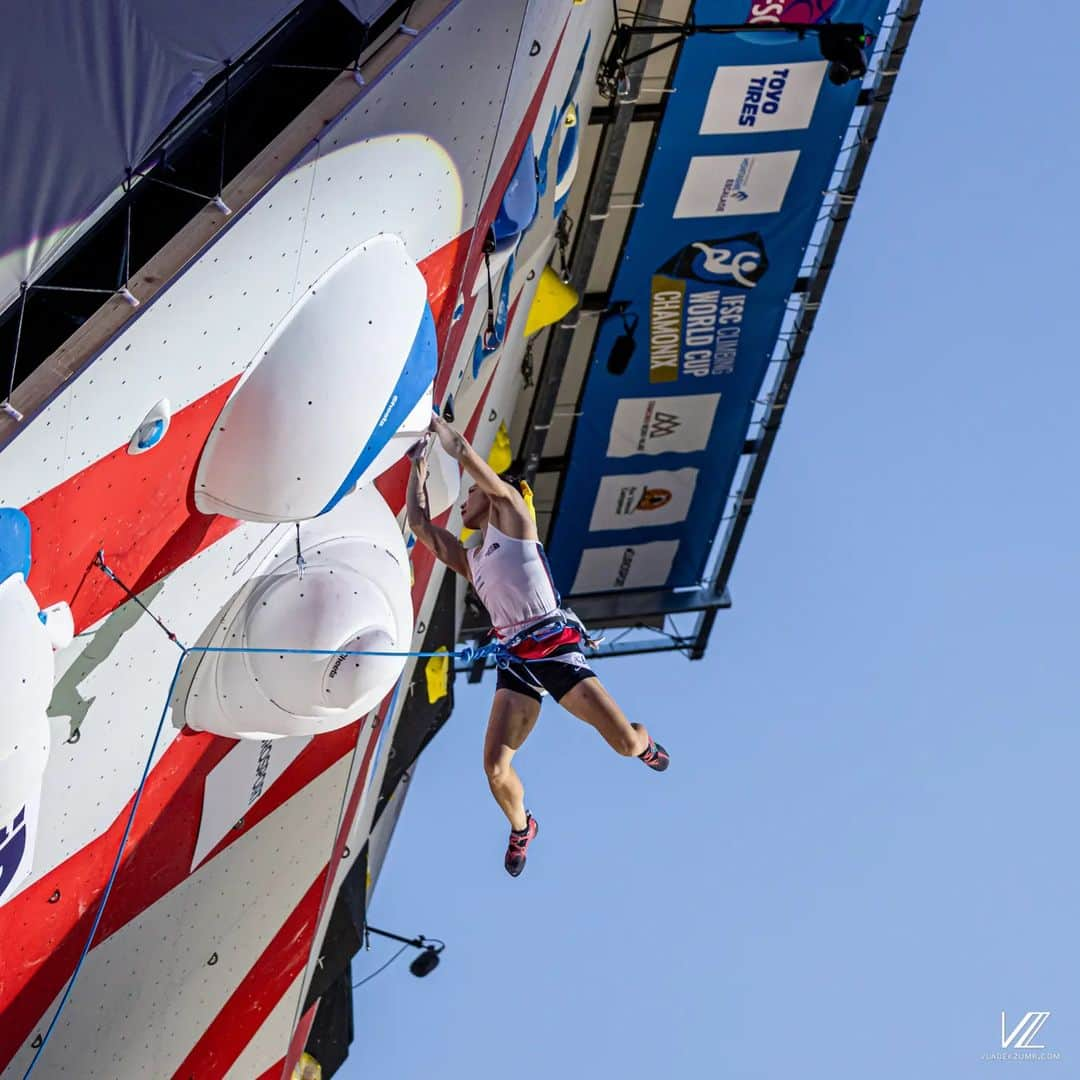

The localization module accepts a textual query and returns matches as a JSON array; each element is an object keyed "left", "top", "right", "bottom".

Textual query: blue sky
[{"left": 343, "top": 3, "right": 1079, "bottom": 1076}]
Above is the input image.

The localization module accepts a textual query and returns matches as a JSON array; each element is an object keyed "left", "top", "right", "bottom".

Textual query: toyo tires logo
[{"left": 746, "top": 0, "right": 843, "bottom": 24}]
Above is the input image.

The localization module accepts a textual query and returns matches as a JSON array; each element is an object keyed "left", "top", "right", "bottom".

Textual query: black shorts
[{"left": 495, "top": 641, "right": 597, "bottom": 703}]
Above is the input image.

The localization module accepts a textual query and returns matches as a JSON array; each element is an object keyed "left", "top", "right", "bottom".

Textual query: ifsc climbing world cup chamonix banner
[{"left": 548, "top": 0, "right": 890, "bottom": 599}]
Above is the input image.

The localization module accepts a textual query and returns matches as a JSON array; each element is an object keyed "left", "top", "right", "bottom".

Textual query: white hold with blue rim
[{"left": 193, "top": 233, "right": 439, "bottom": 522}]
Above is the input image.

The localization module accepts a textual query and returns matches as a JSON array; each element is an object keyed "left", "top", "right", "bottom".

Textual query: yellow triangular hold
[
  {"left": 488, "top": 421, "right": 513, "bottom": 475},
  {"left": 524, "top": 265, "right": 579, "bottom": 337},
  {"left": 425, "top": 646, "right": 450, "bottom": 703}
]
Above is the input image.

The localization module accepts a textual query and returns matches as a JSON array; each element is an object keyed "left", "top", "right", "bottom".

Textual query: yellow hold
[
  {"left": 488, "top": 421, "right": 513, "bottom": 474},
  {"left": 524, "top": 266, "right": 579, "bottom": 337},
  {"left": 519, "top": 480, "right": 536, "bottom": 523},
  {"left": 292, "top": 1053, "right": 322, "bottom": 1080},
  {"left": 425, "top": 647, "right": 450, "bottom": 703}
]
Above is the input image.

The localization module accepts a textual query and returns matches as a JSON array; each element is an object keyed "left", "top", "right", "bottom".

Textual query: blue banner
[{"left": 548, "top": 0, "right": 890, "bottom": 598}]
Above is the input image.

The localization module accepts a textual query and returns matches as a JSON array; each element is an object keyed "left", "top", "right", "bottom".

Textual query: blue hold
[
  {"left": 137, "top": 418, "right": 166, "bottom": 450},
  {"left": 0, "top": 507, "right": 32, "bottom": 583},
  {"left": 536, "top": 107, "right": 559, "bottom": 197},
  {"left": 491, "top": 138, "right": 538, "bottom": 250},
  {"left": 319, "top": 302, "right": 438, "bottom": 516},
  {"left": 563, "top": 31, "right": 591, "bottom": 110},
  {"left": 539, "top": 33, "right": 590, "bottom": 201}
]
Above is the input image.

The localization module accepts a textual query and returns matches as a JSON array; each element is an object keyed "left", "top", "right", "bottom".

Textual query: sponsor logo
[
  {"left": 650, "top": 235, "right": 766, "bottom": 382},
  {"left": 0, "top": 807, "right": 28, "bottom": 897},
  {"left": 376, "top": 393, "right": 399, "bottom": 429},
  {"left": 329, "top": 652, "right": 349, "bottom": 678},
  {"left": 701, "top": 61, "right": 828, "bottom": 136},
  {"left": 485, "top": 542, "right": 501, "bottom": 555},
  {"left": 718, "top": 157, "right": 756, "bottom": 213},
  {"left": 615, "top": 547, "right": 636, "bottom": 587},
  {"left": 614, "top": 483, "right": 672, "bottom": 518},
  {"left": 634, "top": 487, "right": 672, "bottom": 512},
  {"left": 746, "top": 0, "right": 842, "bottom": 25},
  {"left": 572, "top": 540, "right": 680, "bottom": 594},
  {"left": 249, "top": 740, "right": 274, "bottom": 805},
  {"left": 590, "top": 469, "right": 698, "bottom": 531},
  {"left": 608, "top": 394, "right": 721, "bottom": 458},
  {"left": 740, "top": 67, "right": 792, "bottom": 127},
  {"left": 674, "top": 150, "right": 799, "bottom": 219},
  {"left": 660, "top": 235, "right": 768, "bottom": 288},
  {"left": 648, "top": 408, "right": 680, "bottom": 440}
]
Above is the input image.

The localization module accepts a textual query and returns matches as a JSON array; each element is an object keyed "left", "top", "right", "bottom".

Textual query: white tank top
[{"left": 468, "top": 522, "right": 560, "bottom": 640}]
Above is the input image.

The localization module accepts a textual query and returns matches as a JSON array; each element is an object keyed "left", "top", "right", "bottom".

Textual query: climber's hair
[{"left": 498, "top": 470, "right": 524, "bottom": 494}]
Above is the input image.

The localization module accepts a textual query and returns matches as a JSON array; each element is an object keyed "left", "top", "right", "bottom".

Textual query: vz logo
[
  {"left": 0, "top": 807, "right": 29, "bottom": 898},
  {"left": 485, "top": 542, "right": 501, "bottom": 556},
  {"left": 655, "top": 234, "right": 768, "bottom": 289},
  {"left": 1001, "top": 1011, "right": 1051, "bottom": 1050}
]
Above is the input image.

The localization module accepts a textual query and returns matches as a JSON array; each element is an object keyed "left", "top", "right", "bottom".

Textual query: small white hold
[
  {"left": 128, "top": 399, "right": 171, "bottom": 455},
  {"left": 39, "top": 602, "right": 74, "bottom": 650}
]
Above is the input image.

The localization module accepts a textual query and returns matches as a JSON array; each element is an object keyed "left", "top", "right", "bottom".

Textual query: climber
[{"left": 406, "top": 415, "right": 668, "bottom": 878}]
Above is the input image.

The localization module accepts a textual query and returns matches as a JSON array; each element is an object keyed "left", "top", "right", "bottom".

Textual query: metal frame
[{"left": 517, "top": 0, "right": 922, "bottom": 664}]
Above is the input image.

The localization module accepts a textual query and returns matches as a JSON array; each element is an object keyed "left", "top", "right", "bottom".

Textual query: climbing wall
[{"left": 0, "top": 1, "right": 611, "bottom": 1076}]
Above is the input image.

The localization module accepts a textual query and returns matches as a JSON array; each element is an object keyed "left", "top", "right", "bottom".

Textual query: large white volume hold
[
  {"left": 0, "top": 572, "right": 55, "bottom": 903},
  {"left": 185, "top": 485, "right": 413, "bottom": 739},
  {"left": 194, "top": 233, "right": 438, "bottom": 522}
]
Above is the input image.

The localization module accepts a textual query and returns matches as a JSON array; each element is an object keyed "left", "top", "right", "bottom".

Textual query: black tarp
[
  {"left": 304, "top": 967, "right": 355, "bottom": 1077},
  {"left": 371, "top": 570, "right": 457, "bottom": 831}
]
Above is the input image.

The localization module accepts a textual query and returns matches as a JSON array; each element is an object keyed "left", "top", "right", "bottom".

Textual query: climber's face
[{"left": 460, "top": 484, "right": 490, "bottom": 531}]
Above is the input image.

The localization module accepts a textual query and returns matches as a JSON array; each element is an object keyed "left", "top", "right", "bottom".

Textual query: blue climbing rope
[
  {"left": 20, "top": 550, "right": 512, "bottom": 1074},
  {"left": 22, "top": 654, "right": 185, "bottom": 1079},
  {"left": 22, "top": 554, "right": 507, "bottom": 1074},
  {"left": 21, "top": 633, "right": 504, "bottom": 1075}
]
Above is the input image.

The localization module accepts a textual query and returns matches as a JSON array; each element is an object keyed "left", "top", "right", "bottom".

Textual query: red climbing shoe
[
  {"left": 638, "top": 740, "right": 670, "bottom": 772},
  {"left": 504, "top": 813, "right": 539, "bottom": 877}
]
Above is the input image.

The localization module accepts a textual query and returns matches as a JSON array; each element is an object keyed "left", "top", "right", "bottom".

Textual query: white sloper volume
[
  {"left": 185, "top": 484, "right": 413, "bottom": 740},
  {"left": 0, "top": 512, "right": 74, "bottom": 902},
  {"left": 194, "top": 232, "right": 438, "bottom": 522}
]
